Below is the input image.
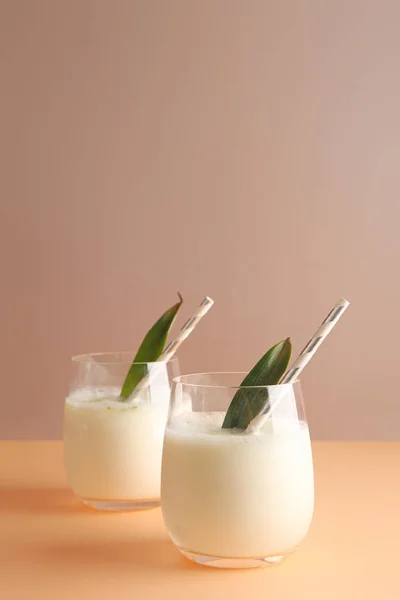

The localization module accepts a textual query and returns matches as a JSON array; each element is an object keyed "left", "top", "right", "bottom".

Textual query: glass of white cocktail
[
  {"left": 161, "top": 372, "right": 314, "bottom": 568},
  {"left": 64, "top": 353, "right": 179, "bottom": 511}
]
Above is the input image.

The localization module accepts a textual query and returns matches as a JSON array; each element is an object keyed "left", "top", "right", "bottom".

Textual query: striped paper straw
[
  {"left": 246, "top": 297, "right": 350, "bottom": 433},
  {"left": 127, "top": 296, "right": 214, "bottom": 401},
  {"left": 281, "top": 297, "right": 350, "bottom": 384}
]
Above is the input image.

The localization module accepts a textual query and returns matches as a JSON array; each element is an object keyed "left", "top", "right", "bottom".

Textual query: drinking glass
[
  {"left": 64, "top": 352, "right": 179, "bottom": 511},
  {"left": 161, "top": 373, "right": 314, "bottom": 568}
]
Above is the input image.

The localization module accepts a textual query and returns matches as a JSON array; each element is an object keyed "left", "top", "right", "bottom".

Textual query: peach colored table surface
[{"left": 1, "top": 441, "right": 400, "bottom": 600}]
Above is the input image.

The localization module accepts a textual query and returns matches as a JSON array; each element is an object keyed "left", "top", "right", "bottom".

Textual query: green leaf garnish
[
  {"left": 120, "top": 293, "right": 183, "bottom": 398},
  {"left": 222, "top": 338, "right": 292, "bottom": 429}
]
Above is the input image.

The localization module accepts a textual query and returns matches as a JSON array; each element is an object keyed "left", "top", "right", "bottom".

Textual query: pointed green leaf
[
  {"left": 120, "top": 293, "right": 183, "bottom": 398},
  {"left": 222, "top": 338, "right": 292, "bottom": 429}
]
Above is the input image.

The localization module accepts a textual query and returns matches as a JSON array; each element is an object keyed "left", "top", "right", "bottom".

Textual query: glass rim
[
  {"left": 71, "top": 352, "right": 179, "bottom": 366},
  {"left": 172, "top": 372, "right": 300, "bottom": 390}
]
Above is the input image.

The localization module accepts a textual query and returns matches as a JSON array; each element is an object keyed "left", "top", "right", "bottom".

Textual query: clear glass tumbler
[
  {"left": 161, "top": 373, "right": 314, "bottom": 568},
  {"left": 64, "top": 352, "right": 179, "bottom": 511}
]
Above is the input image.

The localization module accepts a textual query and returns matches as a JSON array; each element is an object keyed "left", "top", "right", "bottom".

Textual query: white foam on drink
[
  {"left": 66, "top": 387, "right": 137, "bottom": 411},
  {"left": 167, "top": 410, "right": 305, "bottom": 439},
  {"left": 66, "top": 383, "right": 171, "bottom": 411}
]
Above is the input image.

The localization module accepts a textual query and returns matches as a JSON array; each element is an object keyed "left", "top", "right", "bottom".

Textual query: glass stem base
[
  {"left": 79, "top": 497, "right": 160, "bottom": 512},
  {"left": 179, "top": 547, "right": 291, "bottom": 569}
]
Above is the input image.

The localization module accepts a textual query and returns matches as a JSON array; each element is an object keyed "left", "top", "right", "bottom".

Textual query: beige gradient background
[{"left": 1, "top": 1, "right": 399, "bottom": 440}]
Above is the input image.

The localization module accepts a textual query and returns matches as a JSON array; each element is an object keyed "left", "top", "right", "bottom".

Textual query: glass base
[
  {"left": 79, "top": 497, "right": 160, "bottom": 512},
  {"left": 179, "top": 547, "right": 290, "bottom": 569}
]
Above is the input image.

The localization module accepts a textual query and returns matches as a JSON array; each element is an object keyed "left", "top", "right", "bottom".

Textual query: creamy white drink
[
  {"left": 64, "top": 385, "right": 169, "bottom": 504},
  {"left": 161, "top": 412, "right": 314, "bottom": 559}
]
